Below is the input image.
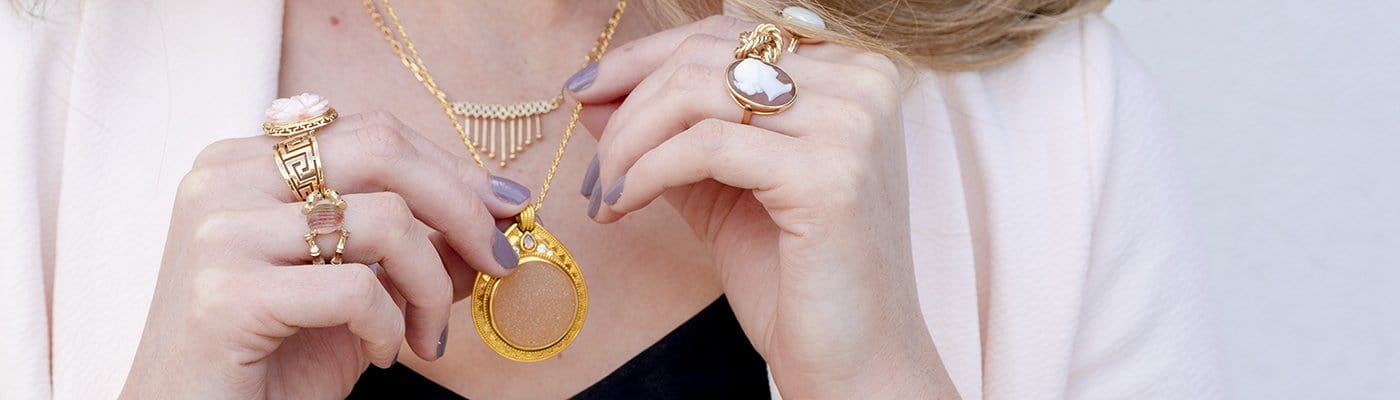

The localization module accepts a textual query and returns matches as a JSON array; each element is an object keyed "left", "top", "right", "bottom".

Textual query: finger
[
  {"left": 595, "top": 119, "right": 812, "bottom": 223},
  {"left": 567, "top": 15, "right": 756, "bottom": 104},
  {"left": 218, "top": 111, "right": 531, "bottom": 217},
  {"left": 222, "top": 127, "right": 522, "bottom": 276},
  {"left": 239, "top": 192, "right": 465, "bottom": 359},
  {"left": 248, "top": 264, "right": 404, "bottom": 369},
  {"left": 587, "top": 57, "right": 852, "bottom": 221},
  {"left": 577, "top": 99, "right": 622, "bottom": 144}
]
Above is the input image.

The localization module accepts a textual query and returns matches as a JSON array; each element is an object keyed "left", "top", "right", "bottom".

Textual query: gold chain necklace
[
  {"left": 365, "top": 2, "right": 609, "bottom": 168},
  {"left": 364, "top": 0, "right": 626, "bottom": 362}
]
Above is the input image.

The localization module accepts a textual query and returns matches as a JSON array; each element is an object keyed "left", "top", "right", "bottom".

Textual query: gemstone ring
[{"left": 726, "top": 23, "right": 797, "bottom": 125}]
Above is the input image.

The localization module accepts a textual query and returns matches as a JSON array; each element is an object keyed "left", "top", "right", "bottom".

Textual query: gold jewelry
[
  {"left": 727, "top": 24, "right": 797, "bottom": 125},
  {"left": 273, "top": 133, "right": 325, "bottom": 202},
  {"left": 777, "top": 6, "right": 826, "bottom": 53},
  {"left": 453, "top": 96, "right": 562, "bottom": 166},
  {"left": 366, "top": 2, "right": 572, "bottom": 168},
  {"left": 263, "top": 107, "right": 338, "bottom": 137},
  {"left": 267, "top": 93, "right": 338, "bottom": 201},
  {"left": 303, "top": 189, "right": 350, "bottom": 265},
  {"left": 364, "top": 0, "right": 627, "bottom": 362}
]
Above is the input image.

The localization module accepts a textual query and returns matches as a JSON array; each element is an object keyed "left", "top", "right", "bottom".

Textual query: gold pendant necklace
[{"left": 366, "top": 0, "right": 627, "bottom": 362}]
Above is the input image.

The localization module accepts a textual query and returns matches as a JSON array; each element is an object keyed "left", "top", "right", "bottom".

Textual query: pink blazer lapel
[{"left": 51, "top": 1, "right": 284, "bottom": 398}]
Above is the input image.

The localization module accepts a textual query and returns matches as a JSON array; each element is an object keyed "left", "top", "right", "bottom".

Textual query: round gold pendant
[{"left": 470, "top": 210, "right": 587, "bottom": 362}]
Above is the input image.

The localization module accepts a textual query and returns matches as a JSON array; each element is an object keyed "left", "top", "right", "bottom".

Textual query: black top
[{"left": 347, "top": 296, "right": 770, "bottom": 399}]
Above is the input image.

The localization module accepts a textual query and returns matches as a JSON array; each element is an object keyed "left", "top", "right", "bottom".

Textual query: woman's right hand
[{"left": 119, "top": 111, "right": 528, "bottom": 399}]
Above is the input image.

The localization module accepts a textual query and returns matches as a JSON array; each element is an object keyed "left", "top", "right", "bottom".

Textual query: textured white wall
[{"left": 1103, "top": 1, "right": 1400, "bottom": 399}]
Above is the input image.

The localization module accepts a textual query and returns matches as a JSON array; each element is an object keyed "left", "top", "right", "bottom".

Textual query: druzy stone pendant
[{"left": 471, "top": 206, "right": 587, "bottom": 362}]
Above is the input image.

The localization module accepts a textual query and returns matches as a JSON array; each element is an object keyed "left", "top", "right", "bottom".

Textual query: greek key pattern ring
[{"left": 274, "top": 133, "right": 325, "bottom": 202}]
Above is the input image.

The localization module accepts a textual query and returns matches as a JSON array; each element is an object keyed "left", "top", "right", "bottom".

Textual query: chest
[{"left": 278, "top": 1, "right": 724, "bottom": 396}]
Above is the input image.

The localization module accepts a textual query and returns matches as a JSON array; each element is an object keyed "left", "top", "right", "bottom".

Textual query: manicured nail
[
  {"left": 587, "top": 180, "right": 602, "bottom": 219},
  {"left": 565, "top": 61, "right": 598, "bottom": 92},
  {"left": 436, "top": 327, "right": 449, "bottom": 359},
  {"left": 490, "top": 174, "right": 530, "bottom": 205},
  {"left": 603, "top": 176, "right": 625, "bottom": 206},
  {"left": 581, "top": 155, "right": 599, "bottom": 198},
  {"left": 493, "top": 231, "right": 519, "bottom": 269}
]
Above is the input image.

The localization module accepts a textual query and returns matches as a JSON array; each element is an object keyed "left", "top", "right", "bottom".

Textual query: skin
[{"left": 120, "top": 0, "right": 957, "bottom": 398}]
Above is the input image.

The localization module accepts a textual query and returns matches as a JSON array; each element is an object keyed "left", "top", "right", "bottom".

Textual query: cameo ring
[
  {"left": 727, "top": 24, "right": 796, "bottom": 125},
  {"left": 267, "top": 93, "right": 336, "bottom": 201},
  {"left": 303, "top": 189, "right": 350, "bottom": 265}
]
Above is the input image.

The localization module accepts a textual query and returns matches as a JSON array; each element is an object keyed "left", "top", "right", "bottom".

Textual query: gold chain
[{"left": 365, "top": 0, "right": 627, "bottom": 209}]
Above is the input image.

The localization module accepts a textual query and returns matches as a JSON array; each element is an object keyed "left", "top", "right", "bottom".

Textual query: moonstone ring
[
  {"left": 726, "top": 24, "right": 796, "bottom": 125},
  {"left": 779, "top": 6, "right": 826, "bottom": 53}
]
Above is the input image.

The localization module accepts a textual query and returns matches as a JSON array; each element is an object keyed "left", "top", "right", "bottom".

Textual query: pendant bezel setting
[{"left": 470, "top": 210, "right": 587, "bottom": 362}]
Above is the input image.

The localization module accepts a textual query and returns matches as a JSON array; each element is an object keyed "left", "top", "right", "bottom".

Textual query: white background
[{"left": 1104, "top": 1, "right": 1400, "bottom": 398}]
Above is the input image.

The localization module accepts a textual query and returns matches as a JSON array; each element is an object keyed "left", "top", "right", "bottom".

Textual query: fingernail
[
  {"left": 493, "top": 231, "right": 519, "bottom": 270},
  {"left": 490, "top": 174, "right": 530, "bottom": 205},
  {"left": 565, "top": 61, "right": 598, "bottom": 92},
  {"left": 587, "top": 180, "right": 602, "bottom": 219},
  {"left": 581, "top": 155, "right": 599, "bottom": 198},
  {"left": 603, "top": 176, "right": 625, "bottom": 206},
  {"left": 436, "top": 327, "right": 449, "bottom": 359}
]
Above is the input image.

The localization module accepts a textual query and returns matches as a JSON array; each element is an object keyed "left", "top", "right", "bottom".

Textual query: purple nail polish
[
  {"left": 581, "top": 155, "right": 599, "bottom": 198},
  {"left": 587, "top": 180, "right": 602, "bottom": 219},
  {"left": 565, "top": 61, "right": 598, "bottom": 92},
  {"left": 493, "top": 231, "right": 519, "bottom": 269},
  {"left": 436, "top": 327, "right": 449, "bottom": 358},
  {"left": 490, "top": 174, "right": 531, "bottom": 205},
  {"left": 603, "top": 176, "right": 625, "bottom": 206}
]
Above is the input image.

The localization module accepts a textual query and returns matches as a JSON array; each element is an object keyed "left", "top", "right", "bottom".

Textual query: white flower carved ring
[{"left": 266, "top": 93, "right": 331, "bottom": 124}]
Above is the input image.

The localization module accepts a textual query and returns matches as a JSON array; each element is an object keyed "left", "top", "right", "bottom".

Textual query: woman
[{"left": 1, "top": 0, "right": 1221, "bottom": 398}]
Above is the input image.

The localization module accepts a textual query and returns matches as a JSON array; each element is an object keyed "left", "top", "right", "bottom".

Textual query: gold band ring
[
  {"left": 726, "top": 24, "right": 797, "bottom": 125},
  {"left": 303, "top": 189, "right": 350, "bottom": 265},
  {"left": 267, "top": 93, "right": 337, "bottom": 201}
]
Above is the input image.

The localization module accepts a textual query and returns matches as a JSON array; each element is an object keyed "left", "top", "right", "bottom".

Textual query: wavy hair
[{"left": 648, "top": 0, "right": 1110, "bottom": 70}]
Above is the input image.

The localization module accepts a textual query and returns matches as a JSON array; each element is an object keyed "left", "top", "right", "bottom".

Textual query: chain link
[{"left": 364, "top": 0, "right": 628, "bottom": 210}]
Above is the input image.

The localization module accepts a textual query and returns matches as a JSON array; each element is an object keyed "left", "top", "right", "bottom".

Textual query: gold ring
[
  {"left": 303, "top": 189, "right": 350, "bottom": 265},
  {"left": 274, "top": 133, "right": 325, "bottom": 202},
  {"left": 726, "top": 24, "right": 796, "bottom": 125},
  {"left": 263, "top": 93, "right": 338, "bottom": 137},
  {"left": 267, "top": 93, "right": 337, "bottom": 201},
  {"left": 778, "top": 6, "right": 826, "bottom": 53}
]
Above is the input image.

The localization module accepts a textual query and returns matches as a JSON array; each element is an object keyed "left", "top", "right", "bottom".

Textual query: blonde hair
[{"left": 646, "top": 0, "right": 1110, "bottom": 70}]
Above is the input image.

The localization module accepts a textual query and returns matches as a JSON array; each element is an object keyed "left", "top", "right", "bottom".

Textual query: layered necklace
[{"left": 364, "top": 0, "right": 627, "bottom": 362}]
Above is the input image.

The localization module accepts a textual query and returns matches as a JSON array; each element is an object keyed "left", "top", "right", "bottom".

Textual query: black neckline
[{"left": 348, "top": 295, "right": 770, "bottom": 399}]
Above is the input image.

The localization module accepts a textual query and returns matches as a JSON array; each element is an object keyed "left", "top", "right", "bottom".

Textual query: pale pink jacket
[{"left": 0, "top": 2, "right": 1221, "bottom": 399}]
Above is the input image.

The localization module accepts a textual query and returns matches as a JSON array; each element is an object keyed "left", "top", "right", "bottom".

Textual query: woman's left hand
[{"left": 570, "top": 15, "right": 957, "bottom": 399}]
